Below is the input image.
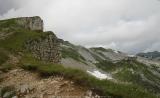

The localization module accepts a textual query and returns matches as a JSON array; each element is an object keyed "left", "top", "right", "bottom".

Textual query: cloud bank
[{"left": 0, "top": 0, "right": 160, "bottom": 54}]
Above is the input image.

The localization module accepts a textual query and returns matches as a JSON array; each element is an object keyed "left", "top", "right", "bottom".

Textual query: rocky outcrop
[
  {"left": 0, "top": 69, "right": 99, "bottom": 98},
  {"left": 16, "top": 16, "right": 43, "bottom": 31},
  {"left": 0, "top": 16, "right": 61, "bottom": 63},
  {"left": 25, "top": 31, "right": 61, "bottom": 63}
]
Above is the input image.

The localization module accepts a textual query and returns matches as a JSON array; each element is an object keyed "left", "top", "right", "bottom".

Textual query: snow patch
[
  {"left": 128, "top": 55, "right": 135, "bottom": 57},
  {"left": 87, "top": 70, "right": 112, "bottom": 80},
  {"left": 114, "top": 50, "right": 119, "bottom": 53}
]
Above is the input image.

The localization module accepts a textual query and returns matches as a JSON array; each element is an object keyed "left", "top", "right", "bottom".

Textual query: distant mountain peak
[{"left": 137, "top": 51, "right": 160, "bottom": 60}]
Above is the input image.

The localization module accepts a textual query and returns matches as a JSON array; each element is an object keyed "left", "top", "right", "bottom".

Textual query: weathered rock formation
[
  {"left": 25, "top": 31, "right": 61, "bottom": 63},
  {"left": 15, "top": 16, "right": 43, "bottom": 31},
  {"left": 15, "top": 16, "right": 61, "bottom": 63},
  {"left": 0, "top": 16, "right": 61, "bottom": 63}
]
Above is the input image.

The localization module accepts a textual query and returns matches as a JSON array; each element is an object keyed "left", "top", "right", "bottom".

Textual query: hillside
[
  {"left": 0, "top": 16, "right": 159, "bottom": 98},
  {"left": 137, "top": 51, "right": 160, "bottom": 60},
  {"left": 60, "top": 40, "right": 160, "bottom": 94}
]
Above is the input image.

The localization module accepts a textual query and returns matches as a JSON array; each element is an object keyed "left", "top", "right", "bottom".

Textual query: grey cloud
[
  {"left": 0, "top": 0, "right": 160, "bottom": 54},
  {"left": 0, "top": 0, "right": 20, "bottom": 14}
]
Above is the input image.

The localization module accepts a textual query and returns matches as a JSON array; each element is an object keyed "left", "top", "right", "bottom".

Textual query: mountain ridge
[
  {"left": 137, "top": 51, "right": 160, "bottom": 60},
  {"left": 0, "top": 16, "right": 159, "bottom": 98}
]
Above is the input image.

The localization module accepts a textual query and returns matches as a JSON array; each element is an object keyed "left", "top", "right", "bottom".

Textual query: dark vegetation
[{"left": 90, "top": 47, "right": 114, "bottom": 52}]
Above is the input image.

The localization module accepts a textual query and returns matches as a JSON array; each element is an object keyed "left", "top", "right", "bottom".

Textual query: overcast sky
[{"left": 0, "top": 0, "right": 160, "bottom": 54}]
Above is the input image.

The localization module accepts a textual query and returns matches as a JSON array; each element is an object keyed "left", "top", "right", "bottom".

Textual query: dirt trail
[{"left": 0, "top": 69, "right": 97, "bottom": 98}]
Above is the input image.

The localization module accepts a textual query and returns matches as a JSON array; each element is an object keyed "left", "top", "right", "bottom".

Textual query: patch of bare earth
[{"left": 0, "top": 69, "right": 99, "bottom": 98}]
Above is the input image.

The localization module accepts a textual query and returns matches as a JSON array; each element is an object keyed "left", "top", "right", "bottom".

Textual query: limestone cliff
[
  {"left": 25, "top": 31, "right": 61, "bottom": 63},
  {"left": 15, "top": 16, "right": 43, "bottom": 31},
  {"left": 0, "top": 16, "right": 61, "bottom": 63}
]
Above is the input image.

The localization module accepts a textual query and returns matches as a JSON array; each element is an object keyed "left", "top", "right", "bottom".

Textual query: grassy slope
[
  {"left": 95, "top": 60, "right": 119, "bottom": 72},
  {"left": 95, "top": 59, "right": 160, "bottom": 94},
  {"left": 0, "top": 18, "right": 158, "bottom": 98},
  {"left": 61, "top": 47, "right": 86, "bottom": 61},
  {"left": 20, "top": 54, "right": 156, "bottom": 98},
  {"left": 0, "top": 18, "right": 49, "bottom": 71},
  {"left": 0, "top": 18, "right": 17, "bottom": 31},
  {"left": 61, "top": 44, "right": 89, "bottom": 65},
  {"left": 0, "top": 29, "right": 48, "bottom": 52},
  {"left": 0, "top": 49, "right": 9, "bottom": 65}
]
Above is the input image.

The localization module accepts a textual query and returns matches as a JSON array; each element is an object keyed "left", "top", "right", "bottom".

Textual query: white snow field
[{"left": 87, "top": 70, "right": 112, "bottom": 80}]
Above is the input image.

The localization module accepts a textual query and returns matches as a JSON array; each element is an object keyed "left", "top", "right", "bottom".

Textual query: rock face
[
  {"left": 19, "top": 17, "right": 61, "bottom": 63},
  {"left": 15, "top": 16, "right": 61, "bottom": 63},
  {"left": 0, "top": 16, "right": 61, "bottom": 63},
  {"left": 16, "top": 16, "right": 43, "bottom": 31},
  {"left": 25, "top": 31, "right": 61, "bottom": 63}
]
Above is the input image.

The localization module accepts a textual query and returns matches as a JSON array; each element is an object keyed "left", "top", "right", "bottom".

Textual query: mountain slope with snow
[{"left": 60, "top": 40, "right": 160, "bottom": 95}]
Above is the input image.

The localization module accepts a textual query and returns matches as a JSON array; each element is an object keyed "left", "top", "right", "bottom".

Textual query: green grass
[
  {"left": 22, "top": 64, "right": 156, "bottom": 98},
  {"left": 111, "top": 60, "right": 160, "bottom": 94},
  {"left": 0, "top": 49, "right": 16, "bottom": 72},
  {"left": 0, "top": 18, "right": 17, "bottom": 31},
  {"left": 61, "top": 47, "right": 86, "bottom": 62},
  {"left": 143, "top": 68, "right": 160, "bottom": 85},
  {"left": 19, "top": 54, "right": 157, "bottom": 98},
  {"left": 0, "top": 50, "right": 15, "bottom": 72},
  {"left": 114, "top": 68, "right": 141, "bottom": 82},
  {"left": 0, "top": 29, "right": 49, "bottom": 52},
  {"left": 113, "top": 60, "right": 142, "bottom": 83},
  {"left": 95, "top": 60, "right": 160, "bottom": 94},
  {"left": 0, "top": 18, "right": 49, "bottom": 52},
  {"left": 95, "top": 60, "right": 119, "bottom": 72},
  {"left": 0, "top": 50, "right": 9, "bottom": 65}
]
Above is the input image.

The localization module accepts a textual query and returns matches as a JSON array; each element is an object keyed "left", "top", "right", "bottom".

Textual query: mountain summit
[
  {"left": 0, "top": 16, "right": 61, "bottom": 63},
  {"left": 0, "top": 16, "right": 43, "bottom": 31},
  {"left": 15, "top": 16, "right": 43, "bottom": 31}
]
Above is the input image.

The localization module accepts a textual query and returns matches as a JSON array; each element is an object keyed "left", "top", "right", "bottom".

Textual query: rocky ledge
[
  {"left": 25, "top": 31, "right": 61, "bottom": 63},
  {"left": 0, "top": 69, "right": 99, "bottom": 98},
  {"left": 15, "top": 16, "right": 43, "bottom": 31}
]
